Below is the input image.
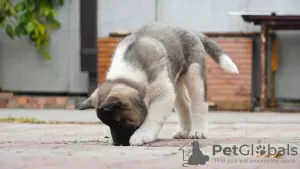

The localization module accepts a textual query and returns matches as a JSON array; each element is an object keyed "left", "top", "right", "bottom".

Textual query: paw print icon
[{"left": 256, "top": 145, "right": 266, "bottom": 155}]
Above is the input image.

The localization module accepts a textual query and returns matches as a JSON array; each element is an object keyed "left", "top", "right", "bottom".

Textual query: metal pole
[{"left": 260, "top": 24, "right": 267, "bottom": 111}]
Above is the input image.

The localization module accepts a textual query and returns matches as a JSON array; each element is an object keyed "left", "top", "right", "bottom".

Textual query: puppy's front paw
[
  {"left": 189, "top": 120, "right": 208, "bottom": 139},
  {"left": 129, "top": 131, "right": 157, "bottom": 146},
  {"left": 189, "top": 130, "right": 208, "bottom": 139},
  {"left": 172, "top": 130, "right": 190, "bottom": 139}
]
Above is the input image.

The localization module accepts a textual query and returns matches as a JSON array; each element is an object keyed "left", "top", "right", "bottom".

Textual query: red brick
[
  {"left": 43, "top": 104, "right": 66, "bottom": 109},
  {"left": 16, "top": 96, "right": 28, "bottom": 104},
  {"left": 0, "top": 98, "right": 8, "bottom": 104},
  {"left": 0, "top": 92, "right": 13, "bottom": 98},
  {"left": 27, "top": 97, "right": 39, "bottom": 104},
  {"left": 56, "top": 97, "right": 67, "bottom": 105},
  {"left": 36, "top": 97, "right": 47, "bottom": 104},
  {"left": 25, "top": 103, "right": 42, "bottom": 109},
  {"left": 0, "top": 103, "right": 7, "bottom": 108},
  {"left": 65, "top": 103, "right": 76, "bottom": 109},
  {"left": 46, "top": 98, "right": 56, "bottom": 104},
  {"left": 7, "top": 103, "right": 25, "bottom": 108}
]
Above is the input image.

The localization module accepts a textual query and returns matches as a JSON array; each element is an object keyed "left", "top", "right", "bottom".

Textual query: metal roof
[{"left": 229, "top": 11, "right": 300, "bottom": 30}]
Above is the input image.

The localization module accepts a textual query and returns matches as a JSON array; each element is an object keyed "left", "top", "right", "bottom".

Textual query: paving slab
[
  {"left": 0, "top": 112, "right": 300, "bottom": 169},
  {"left": 2, "top": 108, "right": 300, "bottom": 123},
  {"left": 1, "top": 109, "right": 300, "bottom": 168}
]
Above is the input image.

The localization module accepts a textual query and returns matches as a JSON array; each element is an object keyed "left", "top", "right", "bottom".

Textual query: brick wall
[
  {"left": 98, "top": 37, "right": 253, "bottom": 111},
  {"left": 0, "top": 92, "right": 86, "bottom": 109}
]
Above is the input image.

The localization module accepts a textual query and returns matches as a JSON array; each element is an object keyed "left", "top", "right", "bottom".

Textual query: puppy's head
[{"left": 78, "top": 82, "right": 147, "bottom": 146}]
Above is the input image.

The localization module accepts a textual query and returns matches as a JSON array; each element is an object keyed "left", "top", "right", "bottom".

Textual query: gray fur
[
  {"left": 120, "top": 22, "right": 227, "bottom": 84},
  {"left": 196, "top": 32, "right": 224, "bottom": 64},
  {"left": 78, "top": 99, "right": 93, "bottom": 110}
]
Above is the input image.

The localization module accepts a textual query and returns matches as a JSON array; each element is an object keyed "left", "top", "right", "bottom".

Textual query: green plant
[{"left": 0, "top": 0, "right": 64, "bottom": 60}]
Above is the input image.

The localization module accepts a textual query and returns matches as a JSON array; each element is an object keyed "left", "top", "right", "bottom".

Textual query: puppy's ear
[
  {"left": 78, "top": 98, "right": 94, "bottom": 110},
  {"left": 78, "top": 88, "right": 99, "bottom": 110},
  {"left": 98, "top": 97, "right": 125, "bottom": 112}
]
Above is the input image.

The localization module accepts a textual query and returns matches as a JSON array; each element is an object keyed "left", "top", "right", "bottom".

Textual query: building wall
[
  {"left": 97, "top": 0, "right": 300, "bottom": 100},
  {"left": 0, "top": 0, "right": 87, "bottom": 93},
  {"left": 276, "top": 31, "right": 300, "bottom": 99},
  {"left": 97, "top": 0, "right": 300, "bottom": 37},
  {"left": 1, "top": 0, "right": 300, "bottom": 96},
  {"left": 97, "top": 0, "right": 156, "bottom": 38}
]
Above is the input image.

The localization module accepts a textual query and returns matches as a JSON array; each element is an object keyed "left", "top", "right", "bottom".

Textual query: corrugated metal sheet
[
  {"left": 206, "top": 37, "right": 253, "bottom": 110},
  {"left": 98, "top": 38, "right": 120, "bottom": 84}
]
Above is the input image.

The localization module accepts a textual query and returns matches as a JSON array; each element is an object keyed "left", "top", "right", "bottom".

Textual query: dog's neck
[{"left": 104, "top": 78, "right": 147, "bottom": 99}]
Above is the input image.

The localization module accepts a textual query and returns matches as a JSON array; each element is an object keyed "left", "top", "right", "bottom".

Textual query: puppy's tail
[{"left": 197, "top": 32, "right": 239, "bottom": 74}]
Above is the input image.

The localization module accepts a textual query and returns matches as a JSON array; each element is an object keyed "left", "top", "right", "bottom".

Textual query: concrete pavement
[
  {"left": 0, "top": 109, "right": 300, "bottom": 169},
  {"left": 2, "top": 108, "right": 300, "bottom": 123}
]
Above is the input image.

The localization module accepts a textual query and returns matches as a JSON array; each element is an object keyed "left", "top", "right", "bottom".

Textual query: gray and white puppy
[{"left": 78, "top": 22, "right": 239, "bottom": 146}]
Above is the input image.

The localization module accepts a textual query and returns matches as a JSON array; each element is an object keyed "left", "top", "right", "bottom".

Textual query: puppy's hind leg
[
  {"left": 172, "top": 76, "right": 192, "bottom": 139},
  {"left": 184, "top": 63, "right": 208, "bottom": 139}
]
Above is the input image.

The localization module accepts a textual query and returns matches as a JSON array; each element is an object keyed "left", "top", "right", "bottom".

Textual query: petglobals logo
[{"left": 212, "top": 144, "right": 298, "bottom": 156}]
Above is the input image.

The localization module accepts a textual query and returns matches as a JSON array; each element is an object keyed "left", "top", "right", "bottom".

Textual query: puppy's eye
[{"left": 115, "top": 119, "right": 124, "bottom": 126}]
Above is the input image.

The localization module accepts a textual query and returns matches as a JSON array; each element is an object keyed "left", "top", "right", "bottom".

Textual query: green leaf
[
  {"left": 4, "top": 2, "right": 10, "bottom": 9},
  {"left": 7, "top": 6, "right": 17, "bottom": 16},
  {"left": 36, "top": 39, "right": 41, "bottom": 48},
  {"left": 26, "top": 0, "right": 35, "bottom": 12},
  {"left": 51, "top": 0, "right": 65, "bottom": 6},
  {"left": 44, "top": 51, "right": 51, "bottom": 60},
  {"left": 0, "top": 0, "right": 63, "bottom": 61},
  {"left": 15, "top": 2, "right": 25, "bottom": 12},
  {"left": 20, "top": 12, "right": 32, "bottom": 22},
  {"left": 50, "top": 19, "right": 61, "bottom": 29},
  {"left": 19, "top": 24, "right": 28, "bottom": 35},
  {"left": 23, "top": 0, "right": 33, "bottom": 11},
  {"left": 44, "top": 8, "right": 51, "bottom": 16},
  {"left": 14, "top": 24, "right": 27, "bottom": 37},
  {"left": 14, "top": 25, "right": 22, "bottom": 37},
  {"left": 0, "top": 1, "right": 4, "bottom": 9},
  {"left": 25, "top": 22, "right": 34, "bottom": 33},
  {"left": 5, "top": 24, "right": 14, "bottom": 39},
  {"left": 0, "top": 16, "right": 5, "bottom": 29},
  {"left": 51, "top": 9, "right": 58, "bottom": 17},
  {"left": 58, "top": 0, "right": 64, "bottom": 6}
]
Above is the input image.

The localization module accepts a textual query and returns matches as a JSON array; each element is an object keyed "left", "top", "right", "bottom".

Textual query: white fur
[
  {"left": 130, "top": 70, "right": 175, "bottom": 146},
  {"left": 172, "top": 76, "right": 192, "bottom": 139},
  {"left": 106, "top": 44, "right": 148, "bottom": 83},
  {"left": 184, "top": 63, "right": 208, "bottom": 139},
  {"left": 220, "top": 54, "right": 239, "bottom": 74},
  {"left": 188, "top": 102, "right": 208, "bottom": 139}
]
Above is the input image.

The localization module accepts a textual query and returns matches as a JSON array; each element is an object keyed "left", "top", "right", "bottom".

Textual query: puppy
[{"left": 78, "top": 22, "right": 239, "bottom": 146}]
